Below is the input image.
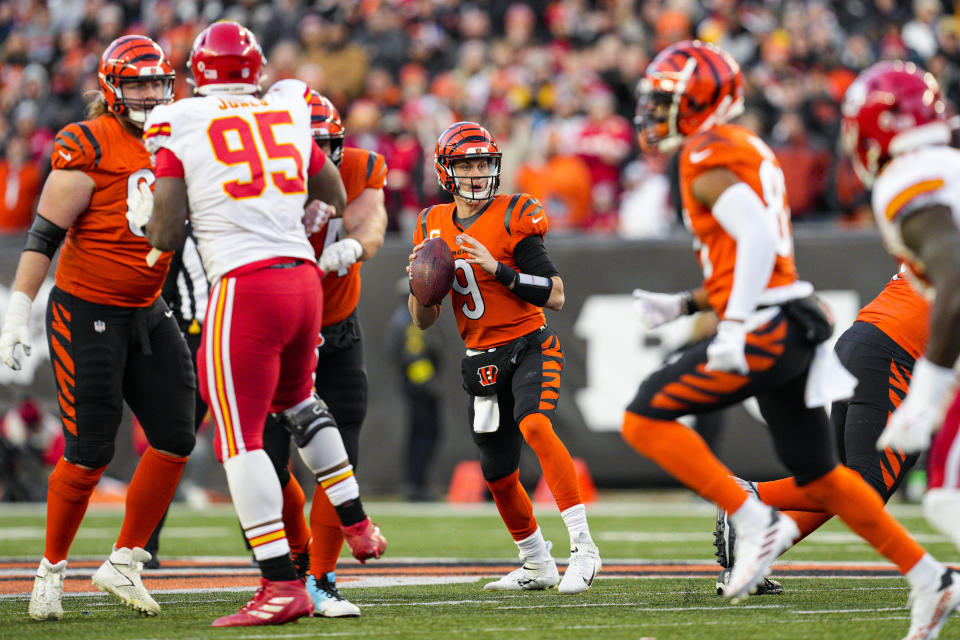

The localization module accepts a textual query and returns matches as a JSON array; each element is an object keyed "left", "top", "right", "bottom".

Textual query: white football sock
[
  {"left": 296, "top": 423, "right": 349, "bottom": 476},
  {"left": 560, "top": 504, "right": 593, "bottom": 546},
  {"left": 905, "top": 553, "right": 944, "bottom": 591},
  {"left": 729, "top": 495, "right": 771, "bottom": 532},
  {"left": 317, "top": 464, "right": 360, "bottom": 506},
  {"left": 516, "top": 527, "right": 550, "bottom": 561},
  {"left": 224, "top": 450, "right": 289, "bottom": 561}
]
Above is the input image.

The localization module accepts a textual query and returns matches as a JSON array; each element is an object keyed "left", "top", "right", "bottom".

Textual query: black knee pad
[
  {"left": 151, "top": 429, "right": 196, "bottom": 458},
  {"left": 277, "top": 394, "right": 338, "bottom": 448},
  {"left": 72, "top": 439, "right": 115, "bottom": 469}
]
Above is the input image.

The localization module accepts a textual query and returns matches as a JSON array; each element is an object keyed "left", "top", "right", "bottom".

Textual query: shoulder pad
[
  {"left": 506, "top": 194, "right": 547, "bottom": 237},
  {"left": 52, "top": 122, "right": 101, "bottom": 171}
]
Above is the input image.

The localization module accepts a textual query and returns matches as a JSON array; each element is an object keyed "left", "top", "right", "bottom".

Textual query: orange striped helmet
[
  {"left": 98, "top": 35, "right": 175, "bottom": 124},
  {"left": 309, "top": 91, "right": 345, "bottom": 167},
  {"left": 434, "top": 121, "right": 501, "bottom": 201},
  {"left": 635, "top": 40, "right": 743, "bottom": 152}
]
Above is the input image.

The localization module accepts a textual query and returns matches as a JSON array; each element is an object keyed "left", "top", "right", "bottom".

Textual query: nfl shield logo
[{"left": 94, "top": 320, "right": 106, "bottom": 333}]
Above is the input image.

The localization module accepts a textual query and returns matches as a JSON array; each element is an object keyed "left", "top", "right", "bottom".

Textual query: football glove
[
  {"left": 877, "top": 358, "right": 957, "bottom": 454},
  {"left": 320, "top": 238, "right": 363, "bottom": 275},
  {"left": 303, "top": 199, "right": 336, "bottom": 235},
  {"left": 0, "top": 291, "right": 32, "bottom": 370},
  {"left": 706, "top": 320, "right": 749, "bottom": 374},
  {"left": 125, "top": 180, "right": 154, "bottom": 232},
  {"left": 632, "top": 288, "right": 684, "bottom": 329}
]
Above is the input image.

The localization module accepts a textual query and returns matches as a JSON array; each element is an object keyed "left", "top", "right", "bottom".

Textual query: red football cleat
[
  {"left": 211, "top": 578, "right": 312, "bottom": 627},
  {"left": 341, "top": 517, "right": 387, "bottom": 563}
]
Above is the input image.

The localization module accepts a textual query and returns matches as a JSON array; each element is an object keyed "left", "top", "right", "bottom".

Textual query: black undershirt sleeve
[{"left": 512, "top": 235, "right": 559, "bottom": 277}]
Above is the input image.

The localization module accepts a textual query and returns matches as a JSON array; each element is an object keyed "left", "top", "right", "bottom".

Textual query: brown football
[{"left": 410, "top": 237, "right": 455, "bottom": 307}]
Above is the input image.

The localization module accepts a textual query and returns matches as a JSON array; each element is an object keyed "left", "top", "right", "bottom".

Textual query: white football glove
[
  {"left": 0, "top": 291, "right": 33, "bottom": 371},
  {"left": 877, "top": 358, "right": 957, "bottom": 453},
  {"left": 303, "top": 199, "right": 336, "bottom": 235},
  {"left": 632, "top": 288, "right": 685, "bottom": 329},
  {"left": 320, "top": 238, "right": 363, "bottom": 274},
  {"left": 706, "top": 320, "right": 749, "bottom": 374},
  {"left": 126, "top": 180, "right": 154, "bottom": 232}
]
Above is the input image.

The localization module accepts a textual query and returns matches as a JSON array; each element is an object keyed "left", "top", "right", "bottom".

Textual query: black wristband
[
  {"left": 495, "top": 262, "right": 518, "bottom": 288},
  {"left": 681, "top": 290, "right": 696, "bottom": 315}
]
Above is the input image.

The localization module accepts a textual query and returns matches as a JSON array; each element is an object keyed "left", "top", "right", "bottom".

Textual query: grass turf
[{"left": 2, "top": 497, "right": 958, "bottom": 639}]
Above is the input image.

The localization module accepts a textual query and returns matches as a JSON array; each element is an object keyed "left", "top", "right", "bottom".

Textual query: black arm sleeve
[
  {"left": 24, "top": 214, "right": 68, "bottom": 258},
  {"left": 512, "top": 235, "right": 559, "bottom": 277}
]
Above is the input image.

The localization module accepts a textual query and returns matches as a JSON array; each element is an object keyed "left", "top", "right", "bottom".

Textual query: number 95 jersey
[
  {"left": 413, "top": 194, "right": 549, "bottom": 351},
  {"left": 143, "top": 79, "right": 317, "bottom": 283},
  {"left": 679, "top": 123, "right": 799, "bottom": 316}
]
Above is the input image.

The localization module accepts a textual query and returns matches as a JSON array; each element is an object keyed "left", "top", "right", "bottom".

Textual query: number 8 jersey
[
  {"left": 413, "top": 193, "right": 549, "bottom": 350},
  {"left": 678, "top": 123, "right": 799, "bottom": 316},
  {"left": 143, "top": 79, "right": 318, "bottom": 283}
]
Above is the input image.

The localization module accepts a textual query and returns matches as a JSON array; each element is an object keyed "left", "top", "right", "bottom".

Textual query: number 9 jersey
[
  {"left": 413, "top": 194, "right": 549, "bottom": 350},
  {"left": 143, "top": 79, "right": 318, "bottom": 283},
  {"left": 678, "top": 123, "right": 799, "bottom": 316}
]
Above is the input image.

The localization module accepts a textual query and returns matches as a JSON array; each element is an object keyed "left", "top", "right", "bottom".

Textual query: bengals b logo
[{"left": 477, "top": 365, "right": 498, "bottom": 386}]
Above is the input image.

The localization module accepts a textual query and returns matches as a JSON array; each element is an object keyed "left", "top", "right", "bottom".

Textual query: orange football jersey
[
  {"left": 309, "top": 147, "right": 387, "bottom": 326},
  {"left": 413, "top": 193, "right": 548, "bottom": 350},
  {"left": 679, "top": 123, "right": 798, "bottom": 316},
  {"left": 51, "top": 114, "right": 172, "bottom": 306},
  {"left": 856, "top": 274, "right": 930, "bottom": 360}
]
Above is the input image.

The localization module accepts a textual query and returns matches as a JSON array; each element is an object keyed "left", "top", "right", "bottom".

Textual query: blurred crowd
[{"left": 2, "top": 0, "right": 960, "bottom": 237}]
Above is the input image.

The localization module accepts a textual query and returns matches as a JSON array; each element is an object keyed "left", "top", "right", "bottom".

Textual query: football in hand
[{"left": 410, "top": 237, "right": 455, "bottom": 307}]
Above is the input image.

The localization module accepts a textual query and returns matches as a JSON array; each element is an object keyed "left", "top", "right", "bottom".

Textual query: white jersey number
[{"left": 452, "top": 258, "right": 485, "bottom": 320}]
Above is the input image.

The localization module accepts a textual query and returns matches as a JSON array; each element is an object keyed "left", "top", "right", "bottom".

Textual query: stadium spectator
[
  {"left": 0, "top": 135, "right": 43, "bottom": 234},
  {"left": 0, "top": 398, "right": 63, "bottom": 502}
]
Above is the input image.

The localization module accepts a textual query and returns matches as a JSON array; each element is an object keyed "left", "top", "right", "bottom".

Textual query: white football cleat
[
  {"left": 91, "top": 547, "right": 160, "bottom": 616},
  {"left": 723, "top": 508, "right": 798, "bottom": 603},
  {"left": 308, "top": 572, "right": 360, "bottom": 617},
  {"left": 28, "top": 558, "right": 66, "bottom": 621},
  {"left": 558, "top": 535, "right": 601, "bottom": 594},
  {"left": 484, "top": 542, "right": 559, "bottom": 591},
  {"left": 903, "top": 569, "right": 960, "bottom": 640}
]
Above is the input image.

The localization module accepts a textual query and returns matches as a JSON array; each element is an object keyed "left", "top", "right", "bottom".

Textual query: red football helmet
[
  {"left": 841, "top": 60, "right": 950, "bottom": 187},
  {"left": 434, "top": 122, "right": 502, "bottom": 201},
  {"left": 309, "top": 91, "right": 345, "bottom": 167},
  {"left": 635, "top": 40, "right": 743, "bottom": 152},
  {"left": 189, "top": 21, "right": 266, "bottom": 96},
  {"left": 98, "top": 35, "right": 174, "bottom": 124}
]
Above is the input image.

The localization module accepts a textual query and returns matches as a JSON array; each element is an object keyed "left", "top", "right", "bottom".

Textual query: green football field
[{"left": 1, "top": 495, "right": 958, "bottom": 639}]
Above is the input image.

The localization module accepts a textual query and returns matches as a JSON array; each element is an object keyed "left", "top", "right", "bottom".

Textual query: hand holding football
[{"left": 409, "top": 237, "right": 454, "bottom": 307}]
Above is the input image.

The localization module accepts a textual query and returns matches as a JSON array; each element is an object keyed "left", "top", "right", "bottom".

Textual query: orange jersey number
[{"left": 207, "top": 112, "right": 305, "bottom": 200}]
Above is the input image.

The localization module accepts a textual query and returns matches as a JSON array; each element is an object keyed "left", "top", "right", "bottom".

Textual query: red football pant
[
  {"left": 199, "top": 261, "right": 323, "bottom": 461},
  {"left": 929, "top": 387, "right": 960, "bottom": 490}
]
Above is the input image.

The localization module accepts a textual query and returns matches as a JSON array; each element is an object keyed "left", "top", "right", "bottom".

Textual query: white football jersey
[
  {"left": 144, "top": 79, "right": 317, "bottom": 283},
  {"left": 871, "top": 145, "right": 960, "bottom": 294}
]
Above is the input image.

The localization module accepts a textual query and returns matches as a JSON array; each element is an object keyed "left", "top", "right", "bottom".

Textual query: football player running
[
  {"left": 626, "top": 40, "right": 959, "bottom": 639},
  {"left": 843, "top": 60, "right": 960, "bottom": 596},
  {"left": 714, "top": 273, "right": 929, "bottom": 595},
  {"left": 262, "top": 92, "right": 388, "bottom": 617},
  {"left": 0, "top": 35, "right": 197, "bottom": 621},
  {"left": 407, "top": 122, "right": 601, "bottom": 594},
  {"left": 141, "top": 21, "right": 385, "bottom": 627}
]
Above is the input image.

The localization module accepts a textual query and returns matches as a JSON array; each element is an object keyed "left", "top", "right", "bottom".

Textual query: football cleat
[
  {"left": 903, "top": 568, "right": 960, "bottom": 640},
  {"left": 342, "top": 517, "right": 387, "bottom": 563},
  {"left": 307, "top": 572, "right": 360, "bottom": 617},
  {"left": 716, "top": 568, "right": 783, "bottom": 596},
  {"left": 28, "top": 558, "right": 66, "bottom": 621},
  {"left": 484, "top": 542, "right": 560, "bottom": 591},
  {"left": 212, "top": 578, "right": 312, "bottom": 627},
  {"left": 91, "top": 547, "right": 160, "bottom": 616},
  {"left": 714, "top": 477, "right": 784, "bottom": 596},
  {"left": 723, "top": 508, "right": 798, "bottom": 603},
  {"left": 558, "top": 536, "right": 601, "bottom": 595}
]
